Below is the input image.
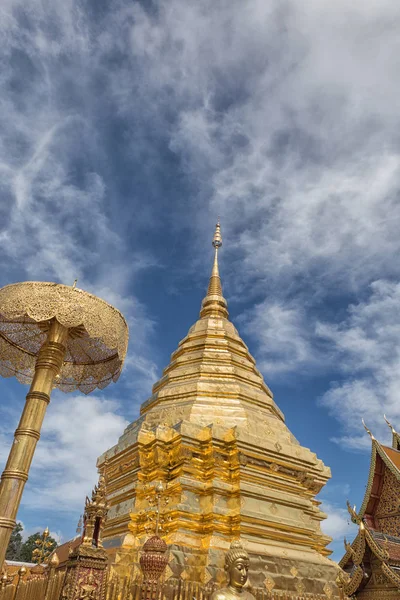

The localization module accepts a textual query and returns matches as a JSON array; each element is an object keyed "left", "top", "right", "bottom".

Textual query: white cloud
[
  {"left": 104, "top": 0, "right": 400, "bottom": 382},
  {"left": 318, "top": 280, "right": 400, "bottom": 448},
  {"left": 239, "top": 300, "right": 316, "bottom": 374},
  {"left": 19, "top": 395, "right": 128, "bottom": 513},
  {"left": 120, "top": 0, "right": 400, "bottom": 298},
  {"left": 320, "top": 502, "right": 353, "bottom": 541}
]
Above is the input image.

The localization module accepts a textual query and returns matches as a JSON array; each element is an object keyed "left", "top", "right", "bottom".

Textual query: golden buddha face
[{"left": 228, "top": 557, "right": 249, "bottom": 589}]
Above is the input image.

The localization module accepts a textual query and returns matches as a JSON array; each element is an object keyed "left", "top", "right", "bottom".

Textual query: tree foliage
[
  {"left": 5, "top": 522, "right": 23, "bottom": 560},
  {"left": 19, "top": 532, "right": 58, "bottom": 563},
  {"left": 5, "top": 523, "right": 58, "bottom": 563}
]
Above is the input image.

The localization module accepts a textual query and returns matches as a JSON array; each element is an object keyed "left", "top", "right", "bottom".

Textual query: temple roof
[
  {"left": 355, "top": 430, "right": 400, "bottom": 522},
  {"left": 338, "top": 521, "right": 400, "bottom": 595},
  {"left": 338, "top": 421, "right": 400, "bottom": 596}
]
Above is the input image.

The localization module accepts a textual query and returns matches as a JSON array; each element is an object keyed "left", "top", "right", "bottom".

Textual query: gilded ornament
[
  {"left": 180, "top": 569, "right": 190, "bottom": 580},
  {"left": 201, "top": 568, "right": 213, "bottom": 584},
  {"left": 296, "top": 581, "right": 306, "bottom": 594},
  {"left": 264, "top": 576, "right": 275, "bottom": 592},
  {"left": 323, "top": 582, "right": 333, "bottom": 598},
  {"left": 274, "top": 441, "right": 282, "bottom": 453},
  {"left": 290, "top": 567, "right": 298, "bottom": 577},
  {"left": 140, "top": 535, "right": 168, "bottom": 583},
  {"left": 0, "top": 281, "right": 128, "bottom": 393},
  {"left": 210, "top": 541, "right": 256, "bottom": 600}
]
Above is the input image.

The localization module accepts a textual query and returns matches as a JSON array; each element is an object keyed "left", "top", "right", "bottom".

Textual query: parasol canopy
[{"left": 0, "top": 282, "right": 129, "bottom": 394}]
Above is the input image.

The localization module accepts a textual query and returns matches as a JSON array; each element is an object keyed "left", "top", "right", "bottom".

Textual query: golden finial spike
[
  {"left": 362, "top": 419, "right": 374, "bottom": 440},
  {"left": 212, "top": 221, "right": 222, "bottom": 250},
  {"left": 200, "top": 221, "right": 228, "bottom": 319},
  {"left": 384, "top": 414, "right": 396, "bottom": 434}
]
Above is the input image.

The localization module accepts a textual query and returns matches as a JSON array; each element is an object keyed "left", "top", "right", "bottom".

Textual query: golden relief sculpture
[{"left": 211, "top": 541, "right": 255, "bottom": 600}]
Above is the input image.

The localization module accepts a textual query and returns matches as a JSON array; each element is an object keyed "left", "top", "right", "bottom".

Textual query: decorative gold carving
[
  {"left": 77, "top": 571, "right": 98, "bottom": 599},
  {"left": 269, "top": 463, "right": 280, "bottom": 472},
  {"left": 239, "top": 454, "right": 248, "bottom": 466},
  {"left": 270, "top": 503, "right": 278, "bottom": 515},
  {"left": 180, "top": 569, "right": 190, "bottom": 581},
  {"left": 0, "top": 281, "right": 128, "bottom": 393},
  {"left": 201, "top": 568, "right": 212, "bottom": 585},
  {"left": 295, "top": 581, "right": 305, "bottom": 594},
  {"left": 264, "top": 576, "right": 275, "bottom": 592},
  {"left": 164, "top": 565, "right": 174, "bottom": 581},
  {"left": 323, "top": 582, "right": 333, "bottom": 598},
  {"left": 376, "top": 468, "right": 400, "bottom": 536},
  {"left": 32, "top": 527, "right": 54, "bottom": 563},
  {"left": 275, "top": 441, "right": 282, "bottom": 453},
  {"left": 81, "top": 473, "right": 108, "bottom": 549},
  {"left": 290, "top": 567, "right": 298, "bottom": 577},
  {"left": 141, "top": 482, "right": 171, "bottom": 535},
  {"left": 346, "top": 500, "right": 359, "bottom": 524}
]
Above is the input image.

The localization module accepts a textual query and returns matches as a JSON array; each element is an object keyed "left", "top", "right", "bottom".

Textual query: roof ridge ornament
[
  {"left": 383, "top": 414, "right": 400, "bottom": 450},
  {"left": 362, "top": 419, "right": 375, "bottom": 440},
  {"left": 384, "top": 414, "right": 395, "bottom": 432},
  {"left": 346, "top": 500, "right": 359, "bottom": 524}
]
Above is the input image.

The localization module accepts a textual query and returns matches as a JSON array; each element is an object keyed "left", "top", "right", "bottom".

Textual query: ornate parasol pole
[
  {"left": 0, "top": 281, "right": 129, "bottom": 567},
  {"left": 0, "top": 320, "right": 68, "bottom": 560}
]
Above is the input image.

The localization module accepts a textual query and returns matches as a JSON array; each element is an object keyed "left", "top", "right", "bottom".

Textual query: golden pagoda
[{"left": 98, "top": 224, "right": 339, "bottom": 596}]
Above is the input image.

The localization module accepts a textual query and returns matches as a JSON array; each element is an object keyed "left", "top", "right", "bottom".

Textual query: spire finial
[
  {"left": 384, "top": 414, "right": 396, "bottom": 434},
  {"left": 362, "top": 419, "right": 375, "bottom": 440},
  {"left": 212, "top": 220, "right": 222, "bottom": 250},
  {"left": 384, "top": 414, "right": 400, "bottom": 450},
  {"left": 200, "top": 221, "right": 229, "bottom": 319}
]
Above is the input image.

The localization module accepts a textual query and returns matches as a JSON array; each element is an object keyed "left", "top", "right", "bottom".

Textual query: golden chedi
[{"left": 98, "top": 223, "right": 339, "bottom": 596}]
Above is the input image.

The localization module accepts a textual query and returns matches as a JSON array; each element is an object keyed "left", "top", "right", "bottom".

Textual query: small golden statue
[{"left": 211, "top": 541, "right": 255, "bottom": 600}]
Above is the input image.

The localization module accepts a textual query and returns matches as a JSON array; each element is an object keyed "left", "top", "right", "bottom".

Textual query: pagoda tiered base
[{"left": 99, "top": 419, "right": 340, "bottom": 597}]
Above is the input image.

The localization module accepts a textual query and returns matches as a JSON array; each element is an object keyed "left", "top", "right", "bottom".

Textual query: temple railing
[
  {"left": 0, "top": 568, "right": 65, "bottom": 600},
  {"left": 105, "top": 577, "right": 348, "bottom": 600},
  {"left": 0, "top": 568, "right": 348, "bottom": 600}
]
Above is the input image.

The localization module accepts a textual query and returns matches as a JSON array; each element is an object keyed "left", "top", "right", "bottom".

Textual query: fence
[
  {"left": 0, "top": 568, "right": 65, "bottom": 600},
  {"left": 0, "top": 569, "right": 347, "bottom": 600},
  {"left": 104, "top": 577, "right": 347, "bottom": 600}
]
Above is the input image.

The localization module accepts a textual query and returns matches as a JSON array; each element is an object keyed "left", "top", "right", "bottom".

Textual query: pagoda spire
[{"left": 200, "top": 221, "right": 229, "bottom": 319}]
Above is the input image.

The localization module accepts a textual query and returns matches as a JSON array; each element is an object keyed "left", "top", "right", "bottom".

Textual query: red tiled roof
[
  {"left": 371, "top": 530, "right": 400, "bottom": 562},
  {"left": 51, "top": 536, "right": 81, "bottom": 566},
  {"left": 381, "top": 445, "right": 400, "bottom": 472}
]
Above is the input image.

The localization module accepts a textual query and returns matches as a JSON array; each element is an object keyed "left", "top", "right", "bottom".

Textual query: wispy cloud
[
  {"left": 318, "top": 280, "right": 400, "bottom": 448},
  {"left": 18, "top": 395, "right": 128, "bottom": 514},
  {"left": 239, "top": 300, "right": 317, "bottom": 374}
]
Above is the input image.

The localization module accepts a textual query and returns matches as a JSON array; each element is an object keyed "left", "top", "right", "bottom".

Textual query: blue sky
[{"left": 1, "top": 0, "right": 400, "bottom": 561}]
